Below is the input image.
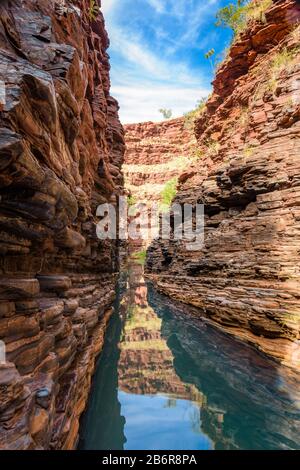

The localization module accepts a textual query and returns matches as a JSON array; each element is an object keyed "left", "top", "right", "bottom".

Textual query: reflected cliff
[{"left": 79, "top": 259, "right": 300, "bottom": 450}]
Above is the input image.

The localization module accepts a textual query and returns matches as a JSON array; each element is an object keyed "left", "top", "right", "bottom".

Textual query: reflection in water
[{"left": 79, "top": 261, "right": 300, "bottom": 450}]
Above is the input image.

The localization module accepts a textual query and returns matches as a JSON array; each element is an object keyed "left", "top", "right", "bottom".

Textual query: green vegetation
[
  {"left": 270, "top": 46, "right": 300, "bottom": 75},
  {"left": 184, "top": 97, "right": 207, "bottom": 130},
  {"left": 204, "top": 48, "right": 216, "bottom": 72},
  {"left": 160, "top": 177, "right": 178, "bottom": 210},
  {"left": 243, "top": 144, "right": 256, "bottom": 157},
  {"left": 131, "top": 249, "right": 147, "bottom": 266},
  {"left": 204, "top": 139, "right": 220, "bottom": 157},
  {"left": 127, "top": 194, "right": 137, "bottom": 207},
  {"left": 159, "top": 108, "right": 173, "bottom": 120},
  {"left": 253, "top": 46, "right": 300, "bottom": 100},
  {"left": 88, "top": 0, "right": 100, "bottom": 21},
  {"left": 216, "top": 0, "right": 273, "bottom": 38},
  {"left": 192, "top": 147, "right": 205, "bottom": 161},
  {"left": 266, "top": 47, "right": 300, "bottom": 93}
]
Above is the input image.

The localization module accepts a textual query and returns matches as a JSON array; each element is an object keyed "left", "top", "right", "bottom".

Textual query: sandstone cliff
[
  {"left": 124, "top": 118, "right": 195, "bottom": 203},
  {"left": 0, "top": 0, "right": 124, "bottom": 449},
  {"left": 147, "top": 0, "right": 300, "bottom": 369}
]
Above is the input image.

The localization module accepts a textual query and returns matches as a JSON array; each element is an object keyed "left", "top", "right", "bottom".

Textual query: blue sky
[{"left": 102, "top": 0, "right": 232, "bottom": 123}]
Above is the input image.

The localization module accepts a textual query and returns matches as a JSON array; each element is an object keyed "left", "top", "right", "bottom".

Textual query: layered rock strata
[
  {"left": 0, "top": 0, "right": 124, "bottom": 449},
  {"left": 147, "top": 0, "right": 300, "bottom": 369},
  {"left": 124, "top": 118, "right": 195, "bottom": 203}
]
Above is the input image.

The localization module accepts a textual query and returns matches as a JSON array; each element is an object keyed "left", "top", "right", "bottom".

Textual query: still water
[{"left": 79, "top": 261, "right": 300, "bottom": 450}]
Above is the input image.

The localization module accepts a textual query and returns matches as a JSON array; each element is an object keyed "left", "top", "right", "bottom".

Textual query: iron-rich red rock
[
  {"left": 124, "top": 118, "right": 195, "bottom": 201},
  {"left": 147, "top": 0, "right": 300, "bottom": 371},
  {"left": 0, "top": 0, "right": 124, "bottom": 450}
]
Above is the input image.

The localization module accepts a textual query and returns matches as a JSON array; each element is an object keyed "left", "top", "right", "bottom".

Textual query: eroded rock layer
[
  {"left": 147, "top": 0, "right": 300, "bottom": 369},
  {"left": 124, "top": 118, "right": 195, "bottom": 203},
  {"left": 0, "top": 0, "right": 124, "bottom": 449}
]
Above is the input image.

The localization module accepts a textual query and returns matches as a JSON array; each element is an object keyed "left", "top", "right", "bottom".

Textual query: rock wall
[
  {"left": 147, "top": 0, "right": 300, "bottom": 369},
  {"left": 0, "top": 0, "right": 125, "bottom": 449},
  {"left": 124, "top": 118, "right": 195, "bottom": 203}
]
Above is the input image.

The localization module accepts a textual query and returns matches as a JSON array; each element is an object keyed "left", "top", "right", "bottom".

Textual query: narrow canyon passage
[
  {"left": 78, "top": 257, "right": 300, "bottom": 450},
  {"left": 1, "top": 0, "right": 300, "bottom": 452}
]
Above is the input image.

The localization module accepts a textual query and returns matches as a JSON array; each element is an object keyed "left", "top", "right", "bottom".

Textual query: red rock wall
[
  {"left": 124, "top": 118, "right": 195, "bottom": 202},
  {"left": 0, "top": 1, "right": 125, "bottom": 449},
  {"left": 147, "top": 0, "right": 300, "bottom": 369}
]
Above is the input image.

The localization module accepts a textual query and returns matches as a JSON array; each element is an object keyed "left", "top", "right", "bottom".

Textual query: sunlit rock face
[
  {"left": 0, "top": 0, "right": 125, "bottom": 449},
  {"left": 147, "top": 0, "right": 300, "bottom": 369},
  {"left": 124, "top": 118, "right": 196, "bottom": 203},
  {"left": 123, "top": 118, "right": 196, "bottom": 253}
]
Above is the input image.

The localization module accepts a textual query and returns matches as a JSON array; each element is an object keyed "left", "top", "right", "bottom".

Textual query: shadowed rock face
[
  {"left": 0, "top": 1, "right": 125, "bottom": 449},
  {"left": 146, "top": 0, "right": 300, "bottom": 369},
  {"left": 149, "top": 286, "right": 300, "bottom": 450}
]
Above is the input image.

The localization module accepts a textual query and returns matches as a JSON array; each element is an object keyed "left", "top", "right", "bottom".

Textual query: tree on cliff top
[
  {"left": 159, "top": 108, "right": 173, "bottom": 120},
  {"left": 216, "top": 0, "right": 273, "bottom": 37}
]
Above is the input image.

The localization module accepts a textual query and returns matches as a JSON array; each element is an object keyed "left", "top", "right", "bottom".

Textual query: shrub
[
  {"left": 192, "top": 147, "right": 205, "bottom": 161},
  {"left": 270, "top": 47, "right": 300, "bottom": 75},
  {"left": 160, "top": 177, "right": 178, "bottom": 210},
  {"left": 216, "top": 0, "right": 273, "bottom": 37},
  {"left": 127, "top": 194, "right": 137, "bottom": 207},
  {"left": 159, "top": 108, "right": 173, "bottom": 120},
  {"left": 131, "top": 250, "right": 147, "bottom": 266},
  {"left": 215, "top": 0, "right": 247, "bottom": 35},
  {"left": 215, "top": 46, "right": 231, "bottom": 71},
  {"left": 184, "top": 98, "right": 207, "bottom": 130},
  {"left": 205, "top": 139, "right": 220, "bottom": 157},
  {"left": 237, "top": 105, "right": 250, "bottom": 128},
  {"left": 243, "top": 145, "right": 256, "bottom": 157},
  {"left": 88, "top": 0, "right": 100, "bottom": 22},
  {"left": 254, "top": 46, "right": 300, "bottom": 100}
]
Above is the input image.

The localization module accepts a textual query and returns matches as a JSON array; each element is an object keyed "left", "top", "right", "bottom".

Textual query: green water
[{"left": 79, "top": 264, "right": 300, "bottom": 450}]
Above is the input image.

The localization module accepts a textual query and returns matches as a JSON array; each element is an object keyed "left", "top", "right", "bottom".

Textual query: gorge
[
  {"left": 0, "top": 0, "right": 124, "bottom": 449},
  {"left": 144, "top": 0, "right": 300, "bottom": 370},
  {"left": 0, "top": 0, "right": 300, "bottom": 452}
]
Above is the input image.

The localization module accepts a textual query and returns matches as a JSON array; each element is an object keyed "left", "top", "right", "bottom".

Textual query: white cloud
[
  {"left": 147, "top": 0, "right": 165, "bottom": 14},
  {"left": 100, "top": 0, "right": 221, "bottom": 123},
  {"left": 112, "top": 81, "right": 209, "bottom": 124},
  {"left": 107, "top": 26, "right": 210, "bottom": 122},
  {"left": 101, "top": 0, "right": 117, "bottom": 15},
  {"left": 109, "top": 27, "right": 200, "bottom": 86}
]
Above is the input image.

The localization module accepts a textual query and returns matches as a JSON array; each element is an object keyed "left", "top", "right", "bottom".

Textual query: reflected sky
[
  {"left": 79, "top": 261, "right": 300, "bottom": 451},
  {"left": 120, "top": 391, "right": 213, "bottom": 450}
]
